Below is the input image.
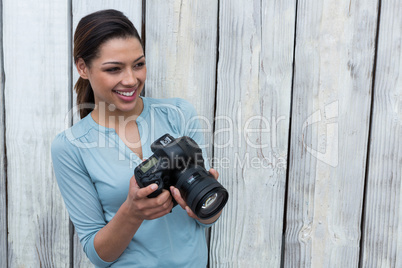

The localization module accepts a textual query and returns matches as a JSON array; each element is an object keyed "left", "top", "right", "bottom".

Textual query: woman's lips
[
  {"left": 112, "top": 88, "right": 137, "bottom": 101},
  {"left": 113, "top": 89, "right": 136, "bottom": 97}
]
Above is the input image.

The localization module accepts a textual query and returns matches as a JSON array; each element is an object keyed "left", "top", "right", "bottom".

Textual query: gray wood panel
[
  {"left": 3, "top": 0, "right": 71, "bottom": 266},
  {"left": 210, "top": 0, "right": 296, "bottom": 266},
  {"left": 284, "top": 0, "right": 379, "bottom": 266},
  {"left": 361, "top": 0, "right": 402, "bottom": 266},
  {"left": 145, "top": 0, "right": 218, "bottom": 160},
  {"left": 0, "top": 0, "right": 7, "bottom": 264}
]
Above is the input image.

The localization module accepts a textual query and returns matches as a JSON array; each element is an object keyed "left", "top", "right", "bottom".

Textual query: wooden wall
[
  {"left": 0, "top": 0, "right": 5, "bottom": 264},
  {"left": 0, "top": 0, "right": 401, "bottom": 267},
  {"left": 285, "top": 0, "right": 377, "bottom": 266},
  {"left": 361, "top": 0, "right": 402, "bottom": 266},
  {"left": 3, "top": 0, "right": 70, "bottom": 267}
]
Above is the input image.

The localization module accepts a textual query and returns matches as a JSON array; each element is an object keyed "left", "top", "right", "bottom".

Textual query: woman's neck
[{"left": 91, "top": 97, "right": 144, "bottom": 129}]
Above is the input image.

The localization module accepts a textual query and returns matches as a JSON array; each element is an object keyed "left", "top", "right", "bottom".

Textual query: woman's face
[{"left": 77, "top": 37, "right": 146, "bottom": 116}]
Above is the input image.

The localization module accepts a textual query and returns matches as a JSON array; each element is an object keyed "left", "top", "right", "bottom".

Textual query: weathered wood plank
[
  {"left": 361, "top": 0, "right": 402, "bottom": 266},
  {"left": 284, "top": 0, "right": 378, "bottom": 267},
  {"left": 3, "top": 0, "right": 70, "bottom": 266},
  {"left": 145, "top": 0, "right": 218, "bottom": 159},
  {"left": 0, "top": 0, "right": 7, "bottom": 265},
  {"left": 210, "top": 0, "right": 296, "bottom": 267},
  {"left": 71, "top": 1, "right": 142, "bottom": 266}
]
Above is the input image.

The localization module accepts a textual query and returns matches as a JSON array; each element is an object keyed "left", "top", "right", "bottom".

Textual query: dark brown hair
[{"left": 74, "top": 9, "right": 143, "bottom": 118}]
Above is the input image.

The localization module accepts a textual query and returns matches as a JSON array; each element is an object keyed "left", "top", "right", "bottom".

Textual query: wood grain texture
[
  {"left": 284, "top": 0, "right": 378, "bottom": 267},
  {"left": 361, "top": 0, "right": 402, "bottom": 266},
  {"left": 71, "top": 1, "right": 142, "bottom": 266},
  {"left": 0, "top": 0, "right": 6, "bottom": 264},
  {"left": 3, "top": 0, "right": 70, "bottom": 266},
  {"left": 210, "top": 0, "right": 296, "bottom": 267},
  {"left": 145, "top": 0, "right": 218, "bottom": 159}
]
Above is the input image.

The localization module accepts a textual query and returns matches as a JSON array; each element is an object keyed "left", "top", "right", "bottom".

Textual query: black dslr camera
[{"left": 134, "top": 134, "right": 228, "bottom": 220}]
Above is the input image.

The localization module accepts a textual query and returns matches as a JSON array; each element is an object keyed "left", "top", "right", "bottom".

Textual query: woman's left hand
[{"left": 170, "top": 168, "right": 220, "bottom": 222}]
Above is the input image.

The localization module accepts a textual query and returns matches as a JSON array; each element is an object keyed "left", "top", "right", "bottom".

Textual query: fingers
[
  {"left": 138, "top": 192, "right": 174, "bottom": 220},
  {"left": 170, "top": 186, "right": 199, "bottom": 220},
  {"left": 156, "top": 189, "right": 172, "bottom": 204},
  {"left": 170, "top": 187, "right": 185, "bottom": 209},
  {"left": 209, "top": 168, "right": 219, "bottom": 180},
  {"left": 127, "top": 175, "right": 173, "bottom": 218}
]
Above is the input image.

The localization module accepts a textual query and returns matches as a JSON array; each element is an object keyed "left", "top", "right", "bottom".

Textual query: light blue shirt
[{"left": 51, "top": 97, "right": 212, "bottom": 267}]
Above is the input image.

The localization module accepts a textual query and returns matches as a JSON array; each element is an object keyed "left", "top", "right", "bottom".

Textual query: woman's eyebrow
[{"left": 102, "top": 55, "right": 145, "bottom": 65}]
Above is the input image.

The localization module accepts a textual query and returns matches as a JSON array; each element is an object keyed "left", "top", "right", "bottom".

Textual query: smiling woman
[
  {"left": 76, "top": 38, "right": 146, "bottom": 118},
  {"left": 51, "top": 9, "right": 222, "bottom": 268},
  {"left": 73, "top": 9, "right": 145, "bottom": 120}
]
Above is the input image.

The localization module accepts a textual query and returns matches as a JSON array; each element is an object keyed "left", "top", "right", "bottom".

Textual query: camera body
[{"left": 134, "top": 134, "right": 228, "bottom": 219}]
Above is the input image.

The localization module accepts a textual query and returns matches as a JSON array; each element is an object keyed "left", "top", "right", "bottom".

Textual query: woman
[{"left": 51, "top": 9, "right": 221, "bottom": 267}]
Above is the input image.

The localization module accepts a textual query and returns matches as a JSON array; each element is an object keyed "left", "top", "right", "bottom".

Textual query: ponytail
[{"left": 74, "top": 77, "right": 95, "bottom": 119}]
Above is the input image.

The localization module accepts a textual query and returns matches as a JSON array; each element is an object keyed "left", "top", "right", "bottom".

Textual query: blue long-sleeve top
[{"left": 51, "top": 97, "right": 212, "bottom": 267}]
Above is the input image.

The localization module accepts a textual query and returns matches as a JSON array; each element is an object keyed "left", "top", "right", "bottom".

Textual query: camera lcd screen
[{"left": 140, "top": 157, "right": 158, "bottom": 173}]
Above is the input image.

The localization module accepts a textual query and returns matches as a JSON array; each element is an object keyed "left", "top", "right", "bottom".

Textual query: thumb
[
  {"left": 129, "top": 175, "right": 158, "bottom": 199},
  {"left": 209, "top": 168, "right": 219, "bottom": 180},
  {"left": 136, "top": 183, "right": 159, "bottom": 199}
]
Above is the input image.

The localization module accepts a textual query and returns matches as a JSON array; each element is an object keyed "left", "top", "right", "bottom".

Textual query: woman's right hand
[
  {"left": 94, "top": 175, "right": 173, "bottom": 262},
  {"left": 125, "top": 175, "right": 174, "bottom": 222}
]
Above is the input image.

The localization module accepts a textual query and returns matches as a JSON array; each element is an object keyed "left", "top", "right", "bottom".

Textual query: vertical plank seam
[
  {"left": 209, "top": 1, "right": 220, "bottom": 267},
  {"left": 141, "top": 0, "right": 146, "bottom": 97},
  {"left": 67, "top": 0, "right": 74, "bottom": 267},
  {"left": 0, "top": 0, "right": 8, "bottom": 265},
  {"left": 211, "top": 0, "right": 220, "bottom": 193},
  {"left": 358, "top": 0, "right": 382, "bottom": 267},
  {"left": 141, "top": 0, "right": 146, "bottom": 54},
  {"left": 280, "top": 0, "right": 298, "bottom": 267},
  {"left": 68, "top": 0, "right": 73, "bottom": 127}
]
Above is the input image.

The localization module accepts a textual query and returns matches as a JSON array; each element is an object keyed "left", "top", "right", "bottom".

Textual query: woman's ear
[{"left": 76, "top": 58, "right": 89, "bottom": 79}]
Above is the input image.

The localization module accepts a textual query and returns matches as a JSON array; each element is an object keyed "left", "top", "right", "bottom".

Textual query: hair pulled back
[{"left": 74, "top": 9, "right": 143, "bottom": 119}]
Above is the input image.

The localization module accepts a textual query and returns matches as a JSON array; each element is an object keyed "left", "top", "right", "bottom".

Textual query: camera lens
[
  {"left": 202, "top": 193, "right": 217, "bottom": 209},
  {"left": 196, "top": 188, "right": 228, "bottom": 219},
  {"left": 176, "top": 167, "right": 228, "bottom": 220}
]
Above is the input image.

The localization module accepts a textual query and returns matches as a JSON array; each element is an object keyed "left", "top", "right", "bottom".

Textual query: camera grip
[{"left": 134, "top": 170, "right": 165, "bottom": 198}]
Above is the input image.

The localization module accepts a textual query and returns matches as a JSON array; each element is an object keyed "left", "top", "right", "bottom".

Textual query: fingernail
[{"left": 151, "top": 184, "right": 158, "bottom": 190}]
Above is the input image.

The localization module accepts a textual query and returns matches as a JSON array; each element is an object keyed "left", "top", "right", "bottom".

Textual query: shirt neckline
[{"left": 86, "top": 96, "right": 149, "bottom": 133}]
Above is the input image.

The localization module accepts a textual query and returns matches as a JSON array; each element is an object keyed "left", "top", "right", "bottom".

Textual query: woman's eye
[
  {"left": 106, "top": 67, "right": 120, "bottom": 72},
  {"left": 134, "top": 62, "right": 146, "bottom": 69}
]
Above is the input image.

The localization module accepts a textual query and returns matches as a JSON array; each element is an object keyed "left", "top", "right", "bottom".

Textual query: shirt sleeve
[{"left": 51, "top": 133, "right": 115, "bottom": 267}]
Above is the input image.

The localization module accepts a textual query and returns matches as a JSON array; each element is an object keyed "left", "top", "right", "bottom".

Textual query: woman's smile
[{"left": 113, "top": 89, "right": 136, "bottom": 97}]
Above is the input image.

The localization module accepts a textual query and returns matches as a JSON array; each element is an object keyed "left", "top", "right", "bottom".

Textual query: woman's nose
[{"left": 121, "top": 69, "right": 137, "bottom": 87}]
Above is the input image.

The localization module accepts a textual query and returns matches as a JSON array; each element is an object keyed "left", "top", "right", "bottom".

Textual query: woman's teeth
[{"left": 114, "top": 90, "right": 135, "bottom": 97}]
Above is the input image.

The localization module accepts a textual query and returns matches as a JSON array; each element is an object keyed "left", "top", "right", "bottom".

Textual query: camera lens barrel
[{"left": 176, "top": 167, "right": 229, "bottom": 220}]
